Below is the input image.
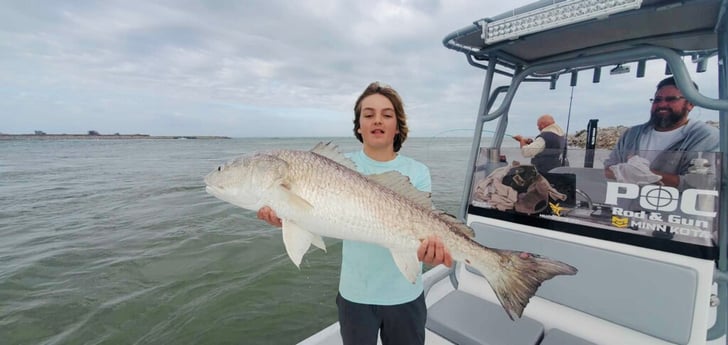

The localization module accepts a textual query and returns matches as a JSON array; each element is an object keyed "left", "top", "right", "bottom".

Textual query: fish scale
[{"left": 277, "top": 149, "right": 422, "bottom": 246}]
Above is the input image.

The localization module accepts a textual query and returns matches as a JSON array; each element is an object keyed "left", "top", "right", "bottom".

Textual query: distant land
[
  {"left": 0, "top": 132, "right": 230, "bottom": 140},
  {"left": 567, "top": 120, "right": 719, "bottom": 149}
]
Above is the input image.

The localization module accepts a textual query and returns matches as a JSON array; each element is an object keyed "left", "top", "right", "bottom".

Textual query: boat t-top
[{"left": 301, "top": 0, "right": 728, "bottom": 344}]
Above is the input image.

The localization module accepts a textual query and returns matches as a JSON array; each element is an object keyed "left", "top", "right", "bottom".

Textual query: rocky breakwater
[
  {"left": 566, "top": 120, "right": 719, "bottom": 149},
  {"left": 566, "top": 126, "right": 628, "bottom": 150},
  {"left": 0, "top": 134, "right": 231, "bottom": 140}
]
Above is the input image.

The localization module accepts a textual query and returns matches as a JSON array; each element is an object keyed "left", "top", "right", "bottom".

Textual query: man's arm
[
  {"left": 605, "top": 166, "right": 678, "bottom": 186},
  {"left": 604, "top": 166, "right": 616, "bottom": 180},
  {"left": 604, "top": 127, "right": 635, "bottom": 180},
  {"left": 512, "top": 135, "right": 533, "bottom": 147},
  {"left": 513, "top": 136, "right": 545, "bottom": 158},
  {"left": 650, "top": 171, "right": 680, "bottom": 187}
]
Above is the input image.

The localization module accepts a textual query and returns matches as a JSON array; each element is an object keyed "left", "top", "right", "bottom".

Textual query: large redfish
[{"left": 204, "top": 142, "right": 577, "bottom": 319}]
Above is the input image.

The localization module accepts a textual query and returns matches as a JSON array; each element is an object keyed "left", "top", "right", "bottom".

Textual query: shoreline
[
  {"left": 0, "top": 134, "right": 230, "bottom": 140},
  {"left": 567, "top": 120, "right": 719, "bottom": 149}
]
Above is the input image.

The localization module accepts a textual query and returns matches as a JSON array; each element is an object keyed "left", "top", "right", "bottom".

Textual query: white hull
[{"left": 296, "top": 0, "right": 728, "bottom": 343}]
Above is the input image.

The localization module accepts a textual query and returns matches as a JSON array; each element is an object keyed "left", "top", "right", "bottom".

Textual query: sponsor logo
[
  {"left": 610, "top": 207, "right": 714, "bottom": 239},
  {"left": 604, "top": 182, "right": 717, "bottom": 217},
  {"left": 611, "top": 216, "right": 629, "bottom": 228}
]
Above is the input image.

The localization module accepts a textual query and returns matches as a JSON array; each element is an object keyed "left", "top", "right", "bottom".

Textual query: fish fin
[
  {"left": 468, "top": 248, "right": 577, "bottom": 320},
  {"left": 311, "top": 234, "right": 327, "bottom": 252},
  {"left": 281, "top": 219, "right": 317, "bottom": 268},
  {"left": 310, "top": 142, "right": 358, "bottom": 171},
  {"left": 272, "top": 185, "right": 314, "bottom": 212},
  {"left": 368, "top": 171, "right": 432, "bottom": 208},
  {"left": 389, "top": 250, "right": 421, "bottom": 284},
  {"left": 434, "top": 211, "right": 475, "bottom": 238}
]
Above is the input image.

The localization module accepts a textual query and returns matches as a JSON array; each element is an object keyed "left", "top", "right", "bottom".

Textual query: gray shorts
[{"left": 336, "top": 292, "right": 426, "bottom": 345}]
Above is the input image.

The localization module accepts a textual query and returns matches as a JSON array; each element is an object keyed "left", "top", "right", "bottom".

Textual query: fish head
[{"left": 204, "top": 152, "right": 288, "bottom": 211}]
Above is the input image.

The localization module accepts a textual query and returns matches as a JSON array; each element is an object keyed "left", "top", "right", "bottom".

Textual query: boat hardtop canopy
[
  {"left": 447, "top": 0, "right": 719, "bottom": 64},
  {"left": 444, "top": 0, "right": 728, "bottom": 111}
]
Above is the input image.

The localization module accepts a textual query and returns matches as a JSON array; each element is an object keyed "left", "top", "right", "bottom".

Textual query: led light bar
[{"left": 481, "top": 0, "right": 643, "bottom": 44}]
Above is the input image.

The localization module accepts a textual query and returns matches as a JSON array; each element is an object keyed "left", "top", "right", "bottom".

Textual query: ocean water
[{"left": 0, "top": 137, "right": 475, "bottom": 345}]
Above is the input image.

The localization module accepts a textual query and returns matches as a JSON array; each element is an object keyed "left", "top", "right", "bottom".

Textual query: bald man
[{"left": 513, "top": 114, "right": 566, "bottom": 174}]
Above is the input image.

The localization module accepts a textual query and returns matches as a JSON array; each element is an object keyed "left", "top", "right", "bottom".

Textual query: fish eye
[{"left": 217, "top": 166, "right": 223, "bottom": 172}]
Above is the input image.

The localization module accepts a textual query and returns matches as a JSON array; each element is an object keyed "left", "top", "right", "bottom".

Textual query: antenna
[{"left": 562, "top": 85, "right": 574, "bottom": 167}]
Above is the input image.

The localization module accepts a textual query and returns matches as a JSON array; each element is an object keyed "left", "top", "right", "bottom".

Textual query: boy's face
[{"left": 357, "top": 93, "right": 399, "bottom": 150}]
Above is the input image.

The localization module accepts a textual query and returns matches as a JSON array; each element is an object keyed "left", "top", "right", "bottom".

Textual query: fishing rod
[
  {"left": 428, "top": 128, "right": 516, "bottom": 138},
  {"left": 424, "top": 129, "right": 517, "bottom": 163},
  {"left": 562, "top": 85, "right": 574, "bottom": 167}
]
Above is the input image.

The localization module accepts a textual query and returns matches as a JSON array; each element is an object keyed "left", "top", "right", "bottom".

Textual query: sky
[{"left": 0, "top": 0, "right": 722, "bottom": 138}]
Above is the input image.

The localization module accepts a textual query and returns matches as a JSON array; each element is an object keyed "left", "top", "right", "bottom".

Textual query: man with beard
[{"left": 604, "top": 76, "right": 719, "bottom": 188}]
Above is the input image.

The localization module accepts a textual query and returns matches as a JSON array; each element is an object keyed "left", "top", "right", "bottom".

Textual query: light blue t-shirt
[{"left": 338, "top": 150, "right": 432, "bottom": 305}]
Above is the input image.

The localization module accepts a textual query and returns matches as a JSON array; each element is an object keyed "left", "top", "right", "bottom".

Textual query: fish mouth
[
  {"left": 205, "top": 185, "right": 259, "bottom": 211},
  {"left": 205, "top": 185, "right": 222, "bottom": 196}
]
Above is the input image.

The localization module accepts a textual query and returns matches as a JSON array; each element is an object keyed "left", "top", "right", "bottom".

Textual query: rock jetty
[
  {"left": 567, "top": 120, "right": 719, "bottom": 149},
  {"left": 566, "top": 126, "right": 629, "bottom": 149},
  {"left": 0, "top": 134, "right": 230, "bottom": 140}
]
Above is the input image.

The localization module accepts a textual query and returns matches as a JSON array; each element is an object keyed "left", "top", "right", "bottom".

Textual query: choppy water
[{"left": 0, "top": 137, "right": 475, "bottom": 345}]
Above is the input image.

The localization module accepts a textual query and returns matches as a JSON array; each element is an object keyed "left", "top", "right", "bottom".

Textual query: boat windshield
[{"left": 470, "top": 145, "right": 721, "bottom": 259}]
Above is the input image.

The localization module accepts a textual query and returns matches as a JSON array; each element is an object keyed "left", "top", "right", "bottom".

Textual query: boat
[{"left": 299, "top": 0, "right": 728, "bottom": 344}]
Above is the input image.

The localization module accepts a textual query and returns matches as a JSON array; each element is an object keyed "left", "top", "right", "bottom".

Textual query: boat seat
[
  {"left": 466, "top": 222, "right": 699, "bottom": 344},
  {"left": 426, "top": 290, "right": 545, "bottom": 345},
  {"left": 540, "top": 328, "right": 596, "bottom": 345}
]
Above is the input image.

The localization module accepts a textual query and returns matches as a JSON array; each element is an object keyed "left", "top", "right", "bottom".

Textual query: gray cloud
[{"left": 0, "top": 0, "right": 720, "bottom": 137}]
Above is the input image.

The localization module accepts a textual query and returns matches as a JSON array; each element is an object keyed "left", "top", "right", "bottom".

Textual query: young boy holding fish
[{"left": 257, "top": 81, "right": 452, "bottom": 345}]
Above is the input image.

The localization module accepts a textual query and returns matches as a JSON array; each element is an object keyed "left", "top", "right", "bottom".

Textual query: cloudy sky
[{"left": 1, "top": 1, "right": 721, "bottom": 138}]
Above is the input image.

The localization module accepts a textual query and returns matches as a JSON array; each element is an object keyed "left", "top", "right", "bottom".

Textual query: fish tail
[{"left": 471, "top": 250, "right": 577, "bottom": 320}]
